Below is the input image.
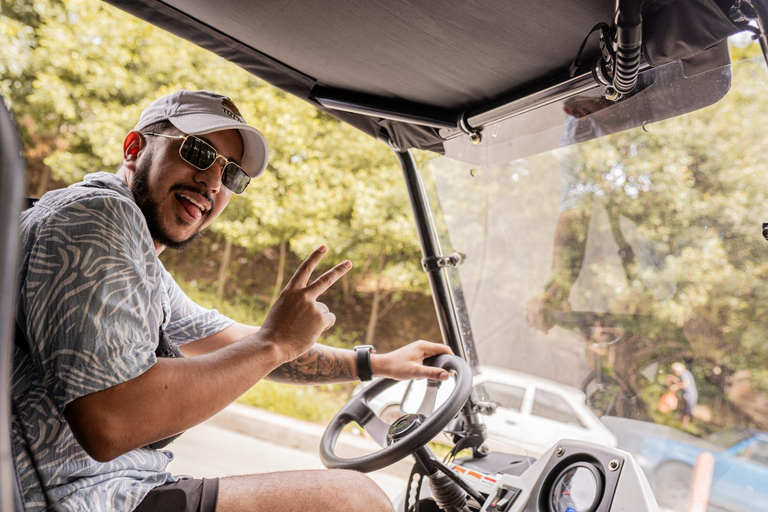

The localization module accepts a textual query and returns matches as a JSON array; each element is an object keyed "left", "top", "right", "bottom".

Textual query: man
[
  {"left": 669, "top": 362, "right": 698, "bottom": 429},
  {"left": 13, "top": 90, "right": 452, "bottom": 512},
  {"left": 526, "top": 97, "right": 672, "bottom": 334}
]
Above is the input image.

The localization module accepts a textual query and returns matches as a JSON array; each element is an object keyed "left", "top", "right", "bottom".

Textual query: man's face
[{"left": 131, "top": 127, "right": 244, "bottom": 250}]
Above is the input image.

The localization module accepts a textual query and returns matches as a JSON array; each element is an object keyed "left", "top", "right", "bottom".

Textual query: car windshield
[{"left": 418, "top": 39, "right": 768, "bottom": 510}]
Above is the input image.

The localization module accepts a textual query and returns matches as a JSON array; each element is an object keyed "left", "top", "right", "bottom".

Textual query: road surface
[{"left": 166, "top": 421, "right": 409, "bottom": 499}]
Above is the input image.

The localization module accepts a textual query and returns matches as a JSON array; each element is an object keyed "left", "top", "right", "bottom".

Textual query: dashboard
[{"left": 405, "top": 440, "right": 658, "bottom": 512}]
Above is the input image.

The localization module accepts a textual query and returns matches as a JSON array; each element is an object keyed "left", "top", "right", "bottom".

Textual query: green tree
[{"left": 2, "top": 0, "right": 433, "bottom": 348}]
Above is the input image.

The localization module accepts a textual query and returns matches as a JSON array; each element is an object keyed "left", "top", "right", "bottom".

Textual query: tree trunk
[
  {"left": 35, "top": 166, "right": 51, "bottom": 197},
  {"left": 271, "top": 240, "right": 287, "bottom": 305},
  {"left": 216, "top": 238, "right": 233, "bottom": 301},
  {"left": 364, "top": 256, "right": 386, "bottom": 344},
  {"left": 365, "top": 282, "right": 381, "bottom": 345},
  {"left": 342, "top": 273, "right": 353, "bottom": 325}
]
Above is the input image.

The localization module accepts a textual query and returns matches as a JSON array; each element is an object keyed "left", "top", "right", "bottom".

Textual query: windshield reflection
[{"left": 420, "top": 45, "right": 768, "bottom": 511}]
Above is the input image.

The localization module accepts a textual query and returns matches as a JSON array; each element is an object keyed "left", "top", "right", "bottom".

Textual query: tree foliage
[{"left": 2, "top": 0, "right": 429, "bottom": 344}]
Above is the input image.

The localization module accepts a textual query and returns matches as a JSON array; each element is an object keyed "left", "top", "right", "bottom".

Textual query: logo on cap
[{"left": 221, "top": 98, "right": 244, "bottom": 123}]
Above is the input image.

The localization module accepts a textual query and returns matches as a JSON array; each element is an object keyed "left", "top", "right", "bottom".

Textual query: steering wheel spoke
[
  {"left": 361, "top": 413, "right": 391, "bottom": 447},
  {"left": 417, "top": 380, "right": 441, "bottom": 416}
]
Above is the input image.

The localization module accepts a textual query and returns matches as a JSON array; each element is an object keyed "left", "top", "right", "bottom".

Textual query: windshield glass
[{"left": 420, "top": 41, "right": 768, "bottom": 511}]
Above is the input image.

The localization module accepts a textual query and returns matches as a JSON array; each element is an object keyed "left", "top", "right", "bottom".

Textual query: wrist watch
[{"left": 354, "top": 345, "right": 376, "bottom": 381}]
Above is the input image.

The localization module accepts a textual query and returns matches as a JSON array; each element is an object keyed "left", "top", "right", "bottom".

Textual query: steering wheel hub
[{"left": 387, "top": 413, "right": 426, "bottom": 444}]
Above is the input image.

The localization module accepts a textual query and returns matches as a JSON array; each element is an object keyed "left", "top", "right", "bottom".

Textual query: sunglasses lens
[
  {"left": 180, "top": 136, "right": 217, "bottom": 169},
  {"left": 222, "top": 163, "right": 250, "bottom": 194}
]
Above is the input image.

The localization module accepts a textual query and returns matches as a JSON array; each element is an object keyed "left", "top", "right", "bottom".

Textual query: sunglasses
[{"left": 143, "top": 132, "right": 251, "bottom": 194}]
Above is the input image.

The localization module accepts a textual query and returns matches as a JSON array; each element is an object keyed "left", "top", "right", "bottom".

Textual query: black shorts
[{"left": 134, "top": 477, "right": 219, "bottom": 512}]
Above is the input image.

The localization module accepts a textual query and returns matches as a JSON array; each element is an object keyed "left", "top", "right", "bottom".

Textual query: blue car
[{"left": 602, "top": 417, "right": 768, "bottom": 511}]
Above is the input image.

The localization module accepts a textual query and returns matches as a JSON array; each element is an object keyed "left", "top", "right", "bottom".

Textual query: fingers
[
  {"left": 322, "top": 312, "right": 336, "bottom": 332},
  {"left": 417, "top": 340, "right": 453, "bottom": 357},
  {"left": 306, "top": 260, "right": 352, "bottom": 300},
  {"left": 425, "top": 366, "right": 451, "bottom": 381},
  {"left": 415, "top": 341, "right": 452, "bottom": 380},
  {"left": 316, "top": 302, "right": 336, "bottom": 331},
  {"left": 285, "top": 246, "right": 328, "bottom": 289}
]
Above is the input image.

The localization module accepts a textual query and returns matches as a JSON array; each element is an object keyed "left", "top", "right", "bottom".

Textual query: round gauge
[{"left": 549, "top": 463, "right": 603, "bottom": 512}]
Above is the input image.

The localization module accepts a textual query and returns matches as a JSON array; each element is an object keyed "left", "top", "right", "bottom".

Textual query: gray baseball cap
[{"left": 134, "top": 90, "right": 269, "bottom": 178}]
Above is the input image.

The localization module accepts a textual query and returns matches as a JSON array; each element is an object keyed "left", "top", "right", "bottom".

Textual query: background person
[{"left": 668, "top": 362, "right": 698, "bottom": 428}]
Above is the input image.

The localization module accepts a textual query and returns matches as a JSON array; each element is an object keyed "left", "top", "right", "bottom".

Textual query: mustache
[{"left": 170, "top": 184, "right": 214, "bottom": 213}]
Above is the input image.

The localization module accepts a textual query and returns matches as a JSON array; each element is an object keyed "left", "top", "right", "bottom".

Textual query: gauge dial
[{"left": 550, "top": 463, "right": 602, "bottom": 512}]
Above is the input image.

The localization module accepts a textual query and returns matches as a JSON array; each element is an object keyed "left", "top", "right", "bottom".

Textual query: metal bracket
[
  {"left": 471, "top": 401, "right": 498, "bottom": 416},
  {"left": 421, "top": 253, "right": 463, "bottom": 273},
  {"left": 458, "top": 112, "right": 483, "bottom": 145},
  {"left": 730, "top": 1, "right": 768, "bottom": 69}
]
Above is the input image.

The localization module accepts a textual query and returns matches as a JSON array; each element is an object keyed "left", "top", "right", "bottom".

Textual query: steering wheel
[{"left": 320, "top": 354, "right": 472, "bottom": 473}]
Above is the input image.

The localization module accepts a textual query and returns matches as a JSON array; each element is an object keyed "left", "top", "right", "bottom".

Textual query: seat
[{"left": 0, "top": 95, "right": 28, "bottom": 511}]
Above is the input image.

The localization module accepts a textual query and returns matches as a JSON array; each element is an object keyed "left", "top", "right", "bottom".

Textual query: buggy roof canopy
[{"left": 104, "top": 0, "right": 742, "bottom": 152}]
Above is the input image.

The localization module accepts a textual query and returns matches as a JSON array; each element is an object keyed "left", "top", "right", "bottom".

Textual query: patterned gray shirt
[{"left": 13, "top": 172, "right": 234, "bottom": 511}]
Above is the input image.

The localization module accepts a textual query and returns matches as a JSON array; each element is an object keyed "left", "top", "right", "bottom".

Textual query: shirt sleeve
[
  {"left": 159, "top": 263, "right": 235, "bottom": 346},
  {"left": 21, "top": 194, "right": 162, "bottom": 412}
]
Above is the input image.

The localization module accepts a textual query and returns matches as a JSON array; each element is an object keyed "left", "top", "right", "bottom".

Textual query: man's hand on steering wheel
[{"left": 371, "top": 340, "right": 453, "bottom": 382}]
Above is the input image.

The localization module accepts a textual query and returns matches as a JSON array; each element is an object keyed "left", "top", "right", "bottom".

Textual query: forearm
[
  {"left": 65, "top": 331, "right": 284, "bottom": 462},
  {"left": 181, "top": 326, "right": 360, "bottom": 384},
  {"left": 179, "top": 322, "right": 260, "bottom": 357},
  {"left": 266, "top": 340, "right": 451, "bottom": 384},
  {"left": 267, "top": 343, "right": 359, "bottom": 384}
]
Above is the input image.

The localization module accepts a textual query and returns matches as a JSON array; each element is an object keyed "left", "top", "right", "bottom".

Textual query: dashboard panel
[{"left": 454, "top": 441, "right": 658, "bottom": 512}]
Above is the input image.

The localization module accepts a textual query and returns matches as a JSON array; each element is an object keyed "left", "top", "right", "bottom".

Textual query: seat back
[{"left": 0, "top": 96, "right": 28, "bottom": 511}]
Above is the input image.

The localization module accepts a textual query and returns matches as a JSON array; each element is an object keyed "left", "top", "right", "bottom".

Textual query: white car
[{"left": 358, "top": 365, "right": 617, "bottom": 457}]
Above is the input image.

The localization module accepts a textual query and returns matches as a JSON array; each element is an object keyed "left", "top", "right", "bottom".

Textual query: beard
[{"left": 131, "top": 152, "right": 206, "bottom": 251}]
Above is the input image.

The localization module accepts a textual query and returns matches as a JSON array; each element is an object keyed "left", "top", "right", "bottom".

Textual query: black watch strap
[{"left": 355, "top": 345, "right": 375, "bottom": 381}]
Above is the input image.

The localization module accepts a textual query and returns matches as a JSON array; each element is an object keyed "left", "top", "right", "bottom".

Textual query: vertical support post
[
  {"left": 393, "top": 149, "right": 466, "bottom": 360},
  {"left": 0, "top": 99, "right": 26, "bottom": 510},
  {"left": 688, "top": 452, "right": 714, "bottom": 512},
  {"left": 752, "top": 0, "right": 768, "bottom": 70},
  {"left": 393, "top": 148, "right": 487, "bottom": 456}
]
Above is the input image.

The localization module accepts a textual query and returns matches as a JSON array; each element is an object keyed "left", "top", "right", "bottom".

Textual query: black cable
[
  {"left": 613, "top": 0, "right": 644, "bottom": 95},
  {"left": 570, "top": 23, "right": 611, "bottom": 78}
]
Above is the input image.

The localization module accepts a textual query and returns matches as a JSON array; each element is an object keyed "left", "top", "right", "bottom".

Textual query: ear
[{"left": 122, "top": 131, "right": 144, "bottom": 170}]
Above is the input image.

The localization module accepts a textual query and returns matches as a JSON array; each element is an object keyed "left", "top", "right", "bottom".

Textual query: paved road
[{"left": 166, "top": 420, "right": 410, "bottom": 499}]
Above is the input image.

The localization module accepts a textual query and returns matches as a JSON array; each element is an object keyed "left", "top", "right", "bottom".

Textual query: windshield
[{"left": 420, "top": 41, "right": 768, "bottom": 511}]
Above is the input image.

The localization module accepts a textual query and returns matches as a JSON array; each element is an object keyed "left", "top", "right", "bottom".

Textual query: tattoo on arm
[{"left": 268, "top": 345, "right": 355, "bottom": 384}]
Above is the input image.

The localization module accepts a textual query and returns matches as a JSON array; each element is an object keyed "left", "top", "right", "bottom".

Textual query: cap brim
[{"left": 170, "top": 114, "right": 269, "bottom": 178}]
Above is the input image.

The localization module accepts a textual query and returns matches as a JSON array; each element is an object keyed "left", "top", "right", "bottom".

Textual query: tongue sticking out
[{"left": 177, "top": 195, "right": 203, "bottom": 220}]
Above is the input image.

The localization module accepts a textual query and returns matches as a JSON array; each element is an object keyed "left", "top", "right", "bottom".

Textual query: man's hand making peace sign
[
  {"left": 259, "top": 245, "right": 353, "bottom": 362},
  {"left": 259, "top": 246, "right": 454, "bottom": 382}
]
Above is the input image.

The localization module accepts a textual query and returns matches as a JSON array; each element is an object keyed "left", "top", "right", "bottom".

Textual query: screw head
[
  {"left": 609, "top": 459, "right": 620, "bottom": 471},
  {"left": 556, "top": 446, "right": 565, "bottom": 457},
  {"left": 469, "top": 131, "right": 483, "bottom": 145}
]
